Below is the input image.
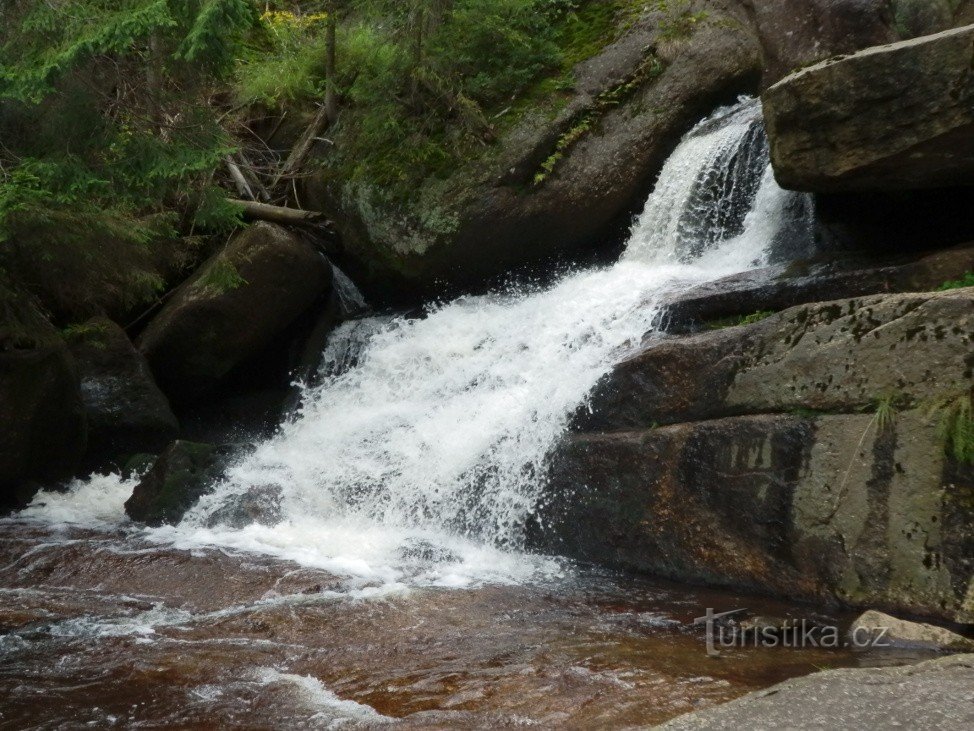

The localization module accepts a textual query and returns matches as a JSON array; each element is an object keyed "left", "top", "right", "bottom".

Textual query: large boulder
[
  {"left": 664, "top": 243, "right": 974, "bottom": 332},
  {"left": 657, "top": 655, "right": 974, "bottom": 730},
  {"left": 304, "top": 5, "right": 761, "bottom": 293},
  {"left": 742, "top": 0, "right": 896, "bottom": 84},
  {"left": 545, "top": 409, "right": 974, "bottom": 622},
  {"left": 763, "top": 24, "right": 974, "bottom": 192},
  {"left": 580, "top": 289, "right": 974, "bottom": 431},
  {"left": 67, "top": 317, "right": 178, "bottom": 464},
  {"left": 549, "top": 288, "right": 974, "bottom": 622},
  {"left": 850, "top": 610, "right": 974, "bottom": 652},
  {"left": 0, "top": 285, "right": 86, "bottom": 508},
  {"left": 124, "top": 441, "right": 236, "bottom": 526},
  {"left": 138, "top": 223, "right": 332, "bottom": 402}
]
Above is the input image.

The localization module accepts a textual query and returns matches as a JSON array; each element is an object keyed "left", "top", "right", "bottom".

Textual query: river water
[{"left": 0, "top": 101, "right": 928, "bottom": 728}]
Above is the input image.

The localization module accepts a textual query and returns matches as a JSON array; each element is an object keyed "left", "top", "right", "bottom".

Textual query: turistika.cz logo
[{"left": 694, "top": 608, "right": 891, "bottom": 657}]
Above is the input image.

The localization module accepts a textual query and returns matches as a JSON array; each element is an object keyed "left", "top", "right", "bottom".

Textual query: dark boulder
[
  {"left": 580, "top": 289, "right": 974, "bottom": 431},
  {"left": 763, "top": 24, "right": 974, "bottom": 192},
  {"left": 124, "top": 441, "right": 235, "bottom": 526},
  {"left": 138, "top": 223, "right": 332, "bottom": 402},
  {"left": 67, "top": 317, "right": 178, "bottom": 465},
  {"left": 303, "top": 8, "right": 761, "bottom": 293},
  {"left": 663, "top": 243, "right": 974, "bottom": 332},
  {"left": 743, "top": 0, "right": 896, "bottom": 84},
  {"left": 205, "top": 485, "right": 283, "bottom": 529},
  {"left": 546, "top": 409, "right": 974, "bottom": 622},
  {"left": 0, "top": 285, "right": 86, "bottom": 509}
]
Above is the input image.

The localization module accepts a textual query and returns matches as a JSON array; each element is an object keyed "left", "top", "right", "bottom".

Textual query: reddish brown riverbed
[{"left": 0, "top": 520, "right": 929, "bottom": 729}]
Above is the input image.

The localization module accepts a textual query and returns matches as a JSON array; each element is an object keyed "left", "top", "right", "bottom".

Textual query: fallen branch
[
  {"left": 226, "top": 157, "right": 255, "bottom": 200},
  {"left": 270, "top": 103, "right": 330, "bottom": 191},
  {"left": 230, "top": 199, "right": 325, "bottom": 227}
]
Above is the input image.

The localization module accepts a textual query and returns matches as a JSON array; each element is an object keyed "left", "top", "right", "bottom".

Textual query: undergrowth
[{"left": 937, "top": 271, "right": 974, "bottom": 291}]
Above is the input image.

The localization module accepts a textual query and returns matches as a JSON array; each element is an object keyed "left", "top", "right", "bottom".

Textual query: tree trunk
[{"left": 230, "top": 199, "right": 325, "bottom": 226}]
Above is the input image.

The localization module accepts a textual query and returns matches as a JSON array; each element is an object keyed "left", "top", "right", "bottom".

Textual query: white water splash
[{"left": 22, "top": 99, "right": 812, "bottom": 592}]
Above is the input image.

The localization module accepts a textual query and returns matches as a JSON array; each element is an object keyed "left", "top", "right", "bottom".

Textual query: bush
[{"left": 0, "top": 0, "right": 255, "bottom": 319}]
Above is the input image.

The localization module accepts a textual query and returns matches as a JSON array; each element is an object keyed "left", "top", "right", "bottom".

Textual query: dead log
[
  {"left": 226, "top": 157, "right": 255, "bottom": 201},
  {"left": 230, "top": 199, "right": 324, "bottom": 227},
  {"left": 270, "top": 103, "right": 330, "bottom": 191}
]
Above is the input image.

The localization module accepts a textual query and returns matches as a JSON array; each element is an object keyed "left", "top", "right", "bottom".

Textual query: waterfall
[{"left": 27, "top": 99, "right": 813, "bottom": 590}]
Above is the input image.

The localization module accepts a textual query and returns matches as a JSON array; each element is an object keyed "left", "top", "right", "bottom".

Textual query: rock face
[
  {"left": 850, "top": 610, "right": 974, "bottom": 652},
  {"left": 0, "top": 286, "right": 86, "bottom": 508},
  {"left": 581, "top": 289, "right": 974, "bottom": 430},
  {"left": 124, "top": 441, "right": 236, "bottom": 526},
  {"left": 743, "top": 0, "right": 896, "bottom": 83},
  {"left": 138, "top": 223, "right": 332, "bottom": 402},
  {"left": 67, "top": 317, "right": 178, "bottom": 464},
  {"left": 305, "top": 7, "right": 761, "bottom": 292},
  {"left": 657, "top": 654, "right": 974, "bottom": 730},
  {"left": 763, "top": 24, "right": 974, "bottom": 192},
  {"left": 664, "top": 243, "right": 974, "bottom": 333},
  {"left": 547, "top": 289, "right": 974, "bottom": 622}
]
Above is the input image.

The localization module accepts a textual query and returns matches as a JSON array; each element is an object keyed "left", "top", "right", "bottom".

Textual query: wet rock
[
  {"left": 563, "top": 286, "right": 974, "bottom": 621},
  {"left": 850, "top": 610, "right": 974, "bottom": 652},
  {"left": 744, "top": 0, "right": 896, "bottom": 84},
  {"left": 66, "top": 317, "right": 178, "bottom": 465},
  {"left": 138, "top": 223, "right": 332, "bottom": 402},
  {"left": 304, "top": 10, "right": 761, "bottom": 293},
  {"left": 205, "top": 485, "right": 283, "bottom": 529},
  {"left": 124, "top": 441, "right": 236, "bottom": 526},
  {"left": 763, "top": 24, "right": 974, "bottom": 192},
  {"left": 0, "top": 284, "right": 86, "bottom": 508},
  {"left": 121, "top": 453, "right": 157, "bottom": 481},
  {"left": 580, "top": 288, "right": 974, "bottom": 431},
  {"left": 548, "top": 409, "right": 974, "bottom": 621},
  {"left": 657, "top": 654, "right": 974, "bottom": 730},
  {"left": 663, "top": 244, "right": 974, "bottom": 333}
]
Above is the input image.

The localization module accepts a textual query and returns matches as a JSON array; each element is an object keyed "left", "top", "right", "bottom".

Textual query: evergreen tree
[{"left": 0, "top": 0, "right": 257, "bottom": 318}]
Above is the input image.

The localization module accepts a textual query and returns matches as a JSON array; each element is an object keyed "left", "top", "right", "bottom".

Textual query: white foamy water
[{"left": 22, "top": 99, "right": 811, "bottom": 593}]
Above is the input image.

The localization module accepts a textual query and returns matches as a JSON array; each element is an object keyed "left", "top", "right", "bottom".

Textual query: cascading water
[{"left": 24, "top": 98, "right": 814, "bottom": 591}]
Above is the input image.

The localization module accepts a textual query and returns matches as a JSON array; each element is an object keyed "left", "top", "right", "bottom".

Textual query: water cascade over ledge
[{"left": 24, "top": 98, "right": 814, "bottom": 593}]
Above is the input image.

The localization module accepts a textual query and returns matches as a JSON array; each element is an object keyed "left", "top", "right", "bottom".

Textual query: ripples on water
[{"left": 0, "top": 520, "right": 930, "bottom": 729}]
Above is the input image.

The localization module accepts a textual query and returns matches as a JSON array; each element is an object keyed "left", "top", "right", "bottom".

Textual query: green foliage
[
  {"left": 655, "top": 0, "right": 708, "bottom": 42},
  {"left": 196, "top": 256, "right": 247, "bottom": 295},
  {"left": 534, "top": 53, "right": 664, "bottom": 185},
  {"left": 706, "top": 310, "right": 776, "bottom": 330},
  {"left": 61, "top": 320, "right": 111, "bottom": 347},
  {"left": 235, "top": 8, "right": 332, "bottom": 107},
  {"left": 874, "top": 395, "right": 897, "bottom": 433},
  {"left": 937, "top": 271, "right": 974, "bottom": 291},
  {"left": 0, "top": 0, "right": 254, "bottom": 318},
  {"left": 933, "top": 394, "right": 974, "bottom": 464}
]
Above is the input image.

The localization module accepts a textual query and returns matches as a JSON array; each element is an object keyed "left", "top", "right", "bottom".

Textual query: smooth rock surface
[
  {"left": 656, "top": 654, "right": 974, "bottom": 730},
  {"left": 663, "top": 244, "right": 974, "bottom": 332},
  {"left": 743, "top": 0, "right": 896, "bottom": 83},
  {"left": 546, "top": 409, "right": 974, "bottom": 622},
  {"left": 138, "top": 223, "right": 332, "bottom": 402},
  {"left": 763, "top": 24, "right": 974, "bottom": 192},
  {"left": 68, "top": 317, "right": 178, "bottom": 464},
  {"left": 850, "top": 610, "right": 974, "bottom": 652},
  {"left": 580, "top": 289, "right": 974, "bottom": 431}
]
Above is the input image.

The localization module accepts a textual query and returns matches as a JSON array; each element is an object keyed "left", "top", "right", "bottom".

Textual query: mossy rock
[
  {"left": 138, "top": 222, "right": 332, "bottom": 402},
  {"left": 0, "top": 280, "right": 86, "bottom": 509},
  {"left": 124, "top": 441, "right": 235, "bottom": 526}
]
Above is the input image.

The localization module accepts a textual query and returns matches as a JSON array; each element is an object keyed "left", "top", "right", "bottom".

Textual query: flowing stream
[{"left": 1, "top": 100, "right": 918, "bottom": 728}]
